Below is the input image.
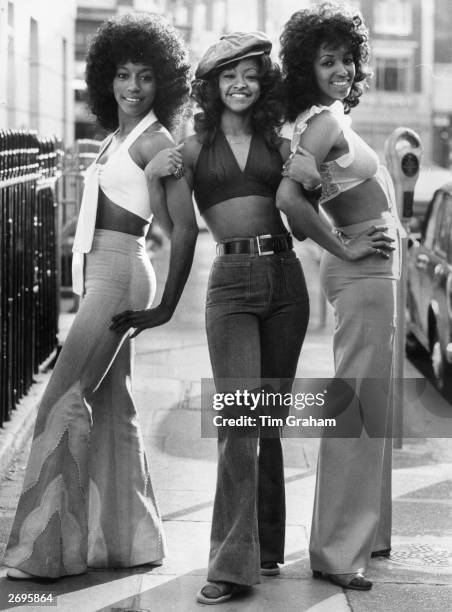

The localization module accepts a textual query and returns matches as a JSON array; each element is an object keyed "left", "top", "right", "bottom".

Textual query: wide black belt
[{"left": 216, "top": 233, "right": 293, "bottom": 256}]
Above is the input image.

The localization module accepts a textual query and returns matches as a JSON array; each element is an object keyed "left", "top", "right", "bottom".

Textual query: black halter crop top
[{"left": 193, "top": 130, "right": 283, "bottom": 214}]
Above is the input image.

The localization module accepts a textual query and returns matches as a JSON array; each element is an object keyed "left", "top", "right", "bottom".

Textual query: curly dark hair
[
  {"left": 280, "top": 1, "right": 371, "bottom": 121},
  {"left": 85, "top": 12, "right": 191, "bottom": 132},
  {"left": 190, "top": 54, "right": 285, "bottom": 149}
]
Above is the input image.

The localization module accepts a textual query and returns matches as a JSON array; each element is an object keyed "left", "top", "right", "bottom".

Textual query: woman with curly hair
[
  {"left": 3, "top": 12, "right": 197, "bottom": 580},
  {"left": 113, "top": 32, "right": 320, "bottom": 604},
  {"left": 277, "top": 1, "right": 401, "bottom": 591}
]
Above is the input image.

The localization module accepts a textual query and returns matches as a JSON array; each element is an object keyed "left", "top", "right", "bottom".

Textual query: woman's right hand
[
  {"left": 110, "top": 303, "right": 173, "bottom": 337},
  {"left": 342, "top": 225, "right": 395, "bottom": 261},
  {"left": 282, "top": 146, "right": 321, "bottom": 189},
  {"left": 145, "top": 143, "right": 184, "bottom": 179}
]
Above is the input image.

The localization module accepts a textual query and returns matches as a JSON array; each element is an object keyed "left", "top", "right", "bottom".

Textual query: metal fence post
[{"left": 0, "top": 129, "right": 61, "bottom": 425}]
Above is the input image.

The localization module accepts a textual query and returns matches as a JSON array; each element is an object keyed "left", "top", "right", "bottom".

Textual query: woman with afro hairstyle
[
  {"left": 115, "top": 32, "right": 321, "bottom": 604},
  {"left": 277, "top": 1, "right": 403, "bottom": 591},
  {"left": 4, "top": 12, "right": 198, "bottom": 580}
]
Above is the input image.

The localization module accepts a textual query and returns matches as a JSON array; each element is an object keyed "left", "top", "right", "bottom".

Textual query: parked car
[{"left": 406, "top": 182, "right": 452, "bottom": 394}]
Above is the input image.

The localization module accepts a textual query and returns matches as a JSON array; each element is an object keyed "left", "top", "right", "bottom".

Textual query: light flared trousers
[
  {"left": 309, "top": 216, "right": 399, "bottom": 574},
  {"left": 3, "top": 230, "right": 165, "bottom": 578}
]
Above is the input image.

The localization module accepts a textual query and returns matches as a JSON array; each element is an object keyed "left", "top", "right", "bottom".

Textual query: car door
[
  {"left": 427, "top": 194, "right": 452, "bottom": 342},
  {"left": 410, "top": 192, "right": 444, "bottom": 344},
  {"left": 446, "top": 211, "right": 452, "bottom": 363},
  {"left": 434, "top": 194, "right": 452, "bottom": 355}
]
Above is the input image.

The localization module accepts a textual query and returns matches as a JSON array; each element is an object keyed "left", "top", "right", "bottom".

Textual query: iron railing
[{"left": 0, "top": 130, "right": 62, "bottom": 426}]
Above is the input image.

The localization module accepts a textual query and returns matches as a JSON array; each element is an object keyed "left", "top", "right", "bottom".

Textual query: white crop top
[
  {"left": 291, "top": 101, "right": 380, "bottom": 205},
  {"left": 72, "top": 108, "right": 163, "bottom": 295}
]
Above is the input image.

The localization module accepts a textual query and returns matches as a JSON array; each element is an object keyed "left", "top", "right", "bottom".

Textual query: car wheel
[
  {"left": 406, "top": 331, "right": 423, "bottom": 358},
  {"left": 430, "top": 327, "right": 452, "bottom": 396}
]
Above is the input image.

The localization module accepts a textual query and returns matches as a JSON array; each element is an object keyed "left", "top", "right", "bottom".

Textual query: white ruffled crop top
[
  {"left": 291, "top": 100, "right": 380, "bottom": 205},
  {"left": 72, "top": 109, "right": 163, "bottom": 295}
]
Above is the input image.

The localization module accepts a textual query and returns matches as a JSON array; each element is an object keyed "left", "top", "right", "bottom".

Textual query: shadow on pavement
[
  {"left": 0, "top": 564, "right": 162, "bottom": 610},
  {"left": 94, "top": 556, "right": 345, "bottom": 612}
]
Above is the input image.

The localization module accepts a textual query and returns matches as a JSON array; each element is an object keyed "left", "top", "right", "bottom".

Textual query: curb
[{"left": 0, "top": 368, "right": 52, "bottom": 479}]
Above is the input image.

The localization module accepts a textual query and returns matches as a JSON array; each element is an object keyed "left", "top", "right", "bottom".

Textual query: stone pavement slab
[
  {"left": 95, "top": 567, "right": 350, "bottom": 612},
  {"left": 345, "top": 584, "right": 452, "bottom": 612}
]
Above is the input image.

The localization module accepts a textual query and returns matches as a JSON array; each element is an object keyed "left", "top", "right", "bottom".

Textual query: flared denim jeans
[
  {"left": 205, "top": 250, "right": 310, "bottom": 585},
  {"left": 3, "top": 230, "right": 165, "bottom": 578}
]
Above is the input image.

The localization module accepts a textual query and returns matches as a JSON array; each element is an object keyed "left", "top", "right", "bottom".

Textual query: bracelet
[{"left": 173, "top": 165, "right": 184, "bottom": 180}]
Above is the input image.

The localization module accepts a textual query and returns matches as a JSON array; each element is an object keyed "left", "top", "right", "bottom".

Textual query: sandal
[
  {"left": 261, "top": 562, "right": 280, "bottom": 576},
  {"left": 371, "top": 548, "right": 390, "bottom": 558},
  {"left": 148, "top": 558, "right": 163, "bottom": 567},
  {"left": 196, "top": 581, "right": 235, "bottom": 605},
  {"left": 313, "top": 570, "right": 372, "bottom": 591},
  {"left": 6, "top": 568, "right": 56, "bottom": 582}
]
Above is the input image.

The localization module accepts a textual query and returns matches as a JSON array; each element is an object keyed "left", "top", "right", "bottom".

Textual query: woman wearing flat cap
[{"left": 114, "top": 31, "right": 320, "bottom": 604}]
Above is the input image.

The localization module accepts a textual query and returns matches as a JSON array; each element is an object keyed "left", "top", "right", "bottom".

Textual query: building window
[
  {"left": 375, "top": 56, "right": 412, "bottom": 92},
  {"left": 75, "top": 88, "right": 87, "bottom": 103},
  {"left": 342, "top": 0, "right": 361, "bottom": 11},
  {"left": 373, "top": 0, "right": 412, "bottom": 36},
  {"left": 174, "top": 1, "right": 189, "bottom": 25},
  {"left": 204, "top": 0, "right": 226, "bottom": 32},
  {"left": 165, "top": 0, "right": 189, "bottom": 25},
  {"left": 62, "top": 38, "right": 68, "bottom": 142},
  {"left": 29, "top": 18, "right": 39, "bottom": 130},
  {"left": 7, "top": 1, "right": 15, "bottom": 125},
  {"left": 75, "top": 20, "right": 102, "bottom": 62},
  {"left": 205, "top": 0, "right": 213, "bottom": 31},
  {"left": 434, "top": 0, "right": 452, "bottom": 62}
]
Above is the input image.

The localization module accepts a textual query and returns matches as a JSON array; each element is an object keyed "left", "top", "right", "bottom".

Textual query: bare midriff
[
  {"left": 95, "top": 188, "right": 149, "bottom": 236},
  {"left": 322, "top": 177, "right": 390, "bottom": 227},
  {"left": 202, "top": 195, "right": 287, "bottom": 242}
]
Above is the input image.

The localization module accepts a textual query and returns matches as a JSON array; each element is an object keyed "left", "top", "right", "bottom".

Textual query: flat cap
[{"left": 195, "top": 31, "right": 272, "bottom": 79}]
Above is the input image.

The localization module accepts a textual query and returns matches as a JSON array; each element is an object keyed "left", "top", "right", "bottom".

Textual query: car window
[
  {"left": 424, "top": 191, "right": 444, "bottom": 249},
  {"left": 435, "top": 195, "right": 452, "bottom": 257}
]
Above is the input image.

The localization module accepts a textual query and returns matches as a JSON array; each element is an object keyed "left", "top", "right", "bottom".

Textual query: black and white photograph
[{"left": 0, "top": 1, "right": 451, "bottom": 610}]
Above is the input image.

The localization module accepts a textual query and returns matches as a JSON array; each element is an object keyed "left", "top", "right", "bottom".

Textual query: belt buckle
[{"left": 256, "top": 234, "right": 273, "bottom": 256}]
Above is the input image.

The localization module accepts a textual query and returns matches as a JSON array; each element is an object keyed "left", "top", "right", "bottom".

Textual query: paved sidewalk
[{"left": 0, "top": 233, "right": 451, "bottom": 611}]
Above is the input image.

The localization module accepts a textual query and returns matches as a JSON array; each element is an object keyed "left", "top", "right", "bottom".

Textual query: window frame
[
  {"left": 374, "top": 55, "right": 413, "bottom": 93},
  {"left": 373, "top": 0, "right": 413, "bottom": 36}
]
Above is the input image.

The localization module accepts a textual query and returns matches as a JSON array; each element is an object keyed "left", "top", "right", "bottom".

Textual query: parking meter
[
  {"left": 384, "top": 128, "right": 423, "bottom": 219},
  {"left": 384, "top": 128, "right": 423, "bottom": 451}
]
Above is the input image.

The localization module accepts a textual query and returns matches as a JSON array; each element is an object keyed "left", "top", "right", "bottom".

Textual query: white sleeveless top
[
  {"left": 291, "top": 101, "right": 380, "bottom": 204},
  {"left": 290, "top": 100, "right": 405, "bottom": 236},
  {"left": 72, "top": 109, "right": 163, "bottom": 295}
]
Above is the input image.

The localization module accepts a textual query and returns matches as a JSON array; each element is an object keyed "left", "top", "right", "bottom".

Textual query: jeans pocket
[
  {"left": 206, "top": 261, "right": 251, "bottom": 306},
  {"left": 281, "top": 258, "right": 309, "bottom": 302}
]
